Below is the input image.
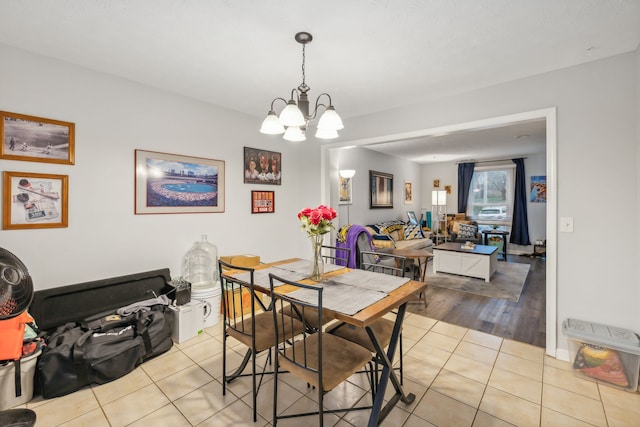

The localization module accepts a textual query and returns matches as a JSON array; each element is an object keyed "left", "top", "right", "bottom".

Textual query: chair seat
[
  {"left": 279, "top": 333, "right": 372, "bottom": 391},
  {"left": 227, "top": 311, "right": 305, "bottom": 352},
  {"left": 326, "top": 318, "right": 395, "bottom": 353}
]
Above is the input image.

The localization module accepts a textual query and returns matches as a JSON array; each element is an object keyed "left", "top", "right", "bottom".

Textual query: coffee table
[{"left": 433, "top": 242, "right": 498, "bottom": 282}]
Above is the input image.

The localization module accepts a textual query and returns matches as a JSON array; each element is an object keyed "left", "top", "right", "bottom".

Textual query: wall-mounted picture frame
[
  {"left": 433, "top": 179, "right": 440, "bottom": 188},
  {"left": 444, "top": 185, "right": 452, "bottom": 194},
  {"left": 134, "top": 149, "right": 225, "bottom": 214},
  {"left": 251, "top": 190, "right": 275, "bottom": 214},
  {"left": 370, "top": 170, "right": 393, "bottom": 209},
  {"left": 244, "top": 146, "right": 281, "bottom": 185},
  {"left": 1, "top": 111, "right": 75, "bottom": 165},
  {"left": 339, "top": 175, "right": 353, "bottom": 205},
  {"left": 404, "top": 180, "right": 413, "bottom": 204},
  {"left": 2, "top": 171, "right": 69, "bottom": 230},
  {"left": 530, "top": 175, "right": 547, "bottom": 203}
]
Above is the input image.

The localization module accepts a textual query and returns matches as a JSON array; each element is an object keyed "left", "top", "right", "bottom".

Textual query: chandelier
[{"left": 260, "top": 32, "right": 344, "bottom": 142}]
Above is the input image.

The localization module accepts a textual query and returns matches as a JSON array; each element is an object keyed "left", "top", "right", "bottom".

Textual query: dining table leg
[{"left": 365, "top": 303, "right": 415, "bottom": 426}]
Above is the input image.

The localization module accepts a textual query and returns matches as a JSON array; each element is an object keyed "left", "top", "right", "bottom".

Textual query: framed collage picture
[
  {"left": 251, "top": 191, "right": 274, "bottom": 214},
  {"left": 2, "top": 171, "right": 69, "bottom": 229}
]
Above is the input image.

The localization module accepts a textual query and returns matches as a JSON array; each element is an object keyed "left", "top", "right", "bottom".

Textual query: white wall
[
  {"left": 337, "top": 52, "right": 639, "bottom": 351},
  {"left": 0, "top": 44, "right": 321, "bottom": 289}
]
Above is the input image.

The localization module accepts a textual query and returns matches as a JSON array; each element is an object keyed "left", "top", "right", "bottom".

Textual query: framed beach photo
[
  {"left": 2, "top": 171, "right": 69, "bottom": 230},
  {"left": 1, "top": 111, "right": 75, "bottom": 165},
  {"left": 370, "top": 170, "right": 393, "bottom": 209},
  {"left": 251, "top": 190, "right": 275, "bottom": 214},
  {"left": 243, "top": 146, "right": 281, "bottom": 185},
  {"left": 135, "top": 150, "right": 225, "bottom": 214}
]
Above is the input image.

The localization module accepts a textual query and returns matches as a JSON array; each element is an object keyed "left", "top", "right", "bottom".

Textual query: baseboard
[{"left": 555, "top": 348, "right": 570, "bottom": 362}]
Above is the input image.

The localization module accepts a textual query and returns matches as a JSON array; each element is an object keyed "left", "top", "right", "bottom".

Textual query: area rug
[{"left": 424, "top": 262, "right": 531, "bottom": 302}]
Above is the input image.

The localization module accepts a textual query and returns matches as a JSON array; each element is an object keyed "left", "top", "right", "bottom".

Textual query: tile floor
[{"left": 18, "top": 313, "right": 640, "bottom": 426}]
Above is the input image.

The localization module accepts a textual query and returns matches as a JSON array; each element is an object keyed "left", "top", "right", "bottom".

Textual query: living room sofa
[{"left": 365, "top": 220, "right": 433, "bottom": 252}]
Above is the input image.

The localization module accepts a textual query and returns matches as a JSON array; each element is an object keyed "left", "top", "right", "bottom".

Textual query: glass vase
[{"left": 309, "top": 234, "right": 324, "bottom": 282}]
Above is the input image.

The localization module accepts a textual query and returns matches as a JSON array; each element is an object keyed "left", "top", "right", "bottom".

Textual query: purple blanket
[{"left": 336, "top": 224, "right": 372, "bottom": 268}]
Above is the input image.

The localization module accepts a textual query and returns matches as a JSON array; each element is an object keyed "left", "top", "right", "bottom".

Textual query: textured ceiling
[{"left": 1, "top": 0, "right": 638, "bottom": 163}]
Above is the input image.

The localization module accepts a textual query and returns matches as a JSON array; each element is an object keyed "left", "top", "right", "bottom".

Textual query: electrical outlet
[{"left": 560, "top": 217, "right": 574, "bottom": 232}]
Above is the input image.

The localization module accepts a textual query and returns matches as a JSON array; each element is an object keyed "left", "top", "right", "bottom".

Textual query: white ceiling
[{"left": 1, "top": 0, "right": 638, "bottom": 163}]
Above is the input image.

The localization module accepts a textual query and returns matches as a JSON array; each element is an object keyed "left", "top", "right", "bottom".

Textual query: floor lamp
[
  {"left": 339, "top": 169, "right": 355, "bottom": 225},
  {"left": 432, "top": 190, "right": 447, "bottom": 238}
]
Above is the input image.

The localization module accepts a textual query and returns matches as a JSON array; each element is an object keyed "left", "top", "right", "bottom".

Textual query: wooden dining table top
[{"left": 239, "top": 258, "right": 428, "bottom": 329}]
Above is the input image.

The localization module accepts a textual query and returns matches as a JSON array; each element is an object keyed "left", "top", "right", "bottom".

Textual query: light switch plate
[{"left": 560, "top": 217, "right": 574, "bottom": 232}]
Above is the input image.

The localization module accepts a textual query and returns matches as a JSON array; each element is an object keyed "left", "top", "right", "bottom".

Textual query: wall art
[
  {"left": 244, "top": 146, "right": 281, "bottom": 185},
  {"left": 135, "top": 149, "right": 225, "bottom": 214},
  {"left": 2, "top": 171, "right": 69, "bottom": 229},
  {"left": 1, "top": 111, "right": 75, "bottom": 165}
]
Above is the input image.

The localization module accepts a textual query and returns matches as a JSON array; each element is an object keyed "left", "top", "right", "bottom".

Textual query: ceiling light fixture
[{"left": 260, "top": 32, "right": 343, "bottom": 142}]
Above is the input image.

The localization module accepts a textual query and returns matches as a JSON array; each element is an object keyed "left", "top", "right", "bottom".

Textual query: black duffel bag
[{"left": 36, "top": 304, "right": 174, "bottom": 399}]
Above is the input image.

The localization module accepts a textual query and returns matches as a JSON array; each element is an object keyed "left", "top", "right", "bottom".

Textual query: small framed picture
[
  {"left": 339, "top": 175, "right": 353, "bottom": 205},
  {"left": 135, "top": 149, "right": 225, "bottom": 214},
  {"left": 251, "top": 190, "right": 275, "bottom": 214},
  {"left": 404, "top": 181, "right": 413, "bottom": 204},
  {"left": 2, "top": 171, "right": 69, "bottom": 230},
  {"left": 1, "top": 111, "right": 75, "bottom": 165},
  {"left": 445, "top": 185, "right": 452, "bottom": 194},
  {"left": 433, "top": 179, "right": 440, "bottom": 188}
]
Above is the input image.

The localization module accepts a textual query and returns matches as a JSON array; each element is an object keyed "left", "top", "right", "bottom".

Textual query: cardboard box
[
  {"left": 563, "top": 318, "right": 640, "bottom": 392},
  {"left": 219, "top": 254, "right": 260, "bottom": 268},
  {"left": 221, "top": 287, "right": 265, "bottom": 318},
  {"left": 219, "top": 254, "right": 263, "bottom": 317},
  {"left": 0, "top": 350, "right": 41, "bottom": 410}
]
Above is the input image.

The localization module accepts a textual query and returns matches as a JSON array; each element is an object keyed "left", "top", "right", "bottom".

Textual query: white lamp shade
[
  {"left": 259, "top": 111, "right": 285, "bottom": 134},
  {"left": 315, "top": 127, "right": 339, "bottom": 139},
  {"left": 317, "top": 106, "right": 344, "bottom": 130},
  {"left": 339, "top": 169, "right": 355, "bottom": 178},
  {"left": 279, "top": 101, "right": 306, "bottom": 127},
  {"left": 432, "top": 190, "right": 447, "bottom": 205},
  {"left": 283, "top": 126, "right": 306, "bottom": 142}
]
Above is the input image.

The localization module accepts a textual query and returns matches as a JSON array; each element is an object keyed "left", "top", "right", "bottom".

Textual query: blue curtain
[
  {"left": 457, "top": 163, "right": 475, "bottom": 213},
  {"left": 511, "top": 158, "right": 531, "bottom": 245}
]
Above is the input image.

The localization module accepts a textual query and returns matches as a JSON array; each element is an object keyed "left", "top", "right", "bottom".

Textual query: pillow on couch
[
  {"left": 457, "top": 223, "right": 478, "bottom": 240},
  {"left": 451, "top": 220, "right": 472, "bottom": 235},
  {"left": 403, "top": 223, "right": 424, "bottom": 240},
  {"left": 371, "top": 234, "right": 395, "bottom": 249}
]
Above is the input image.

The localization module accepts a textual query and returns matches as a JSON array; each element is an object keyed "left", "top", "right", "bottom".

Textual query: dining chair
[
  {"left": 320, "top": 244, "right": 351, "bottom": 266},
  {"left": 279, "top": 246, "right": 351, "bottom": 331},
  {"left": 327, "top": 250, "right": 407, "bottom": 388},
  {"left": 218, "top": 259, "right": 305, "bottom": 422},
  {"left": 268, "top": 273, "right": 374, "bottom": 426}
]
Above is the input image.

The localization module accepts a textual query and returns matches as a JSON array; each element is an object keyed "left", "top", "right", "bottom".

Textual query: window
[{"left": 466, "top": 165, "right": 515, "bottom": 225}]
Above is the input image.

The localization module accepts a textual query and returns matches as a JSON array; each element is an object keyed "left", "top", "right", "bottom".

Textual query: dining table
[{"left": 227, "top": 257, "right": 427, "bottom": 426}]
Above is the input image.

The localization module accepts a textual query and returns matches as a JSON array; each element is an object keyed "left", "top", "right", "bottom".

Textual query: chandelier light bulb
[
  {"left": 316, "top": 105, "right": 344, "bottom": 130},
  {"left": 279, "top": 100, "right": 306, "bottom": 127},
  {"left": 260, "top": 111, "right": 285, "bottom": 134},
  {"left": 283, "top": 126, "right": 306, "bottom": 142},
  {"left": 315, "top": 127, "right": 339, "bottom": 139}
]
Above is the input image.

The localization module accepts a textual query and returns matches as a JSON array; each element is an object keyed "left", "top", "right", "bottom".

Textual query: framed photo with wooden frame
[
  {"left": 1, "top": 111, "right": 75, "bottom": 165},
  {"left": 251, "top": 190, "right": 275, "bottom": 214},
  {"left": 2, "top": 171, "right": 69, "bottom": 230},
  {"left": 134, "top": 149, "right": 225, "bottom": 214},
  {"left": 369, "top": 170, "right": 393, "bottom": 209},
  {"left": 339, "top": 175, "right": 353, "bottom": 205},
  {"left": 404, "top": 180, "right": 413, "bottom": 204}
]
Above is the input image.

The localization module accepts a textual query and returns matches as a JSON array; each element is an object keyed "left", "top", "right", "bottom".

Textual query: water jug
[{"left": 182, "top": 235, "right": 218, "bottom": 289}]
